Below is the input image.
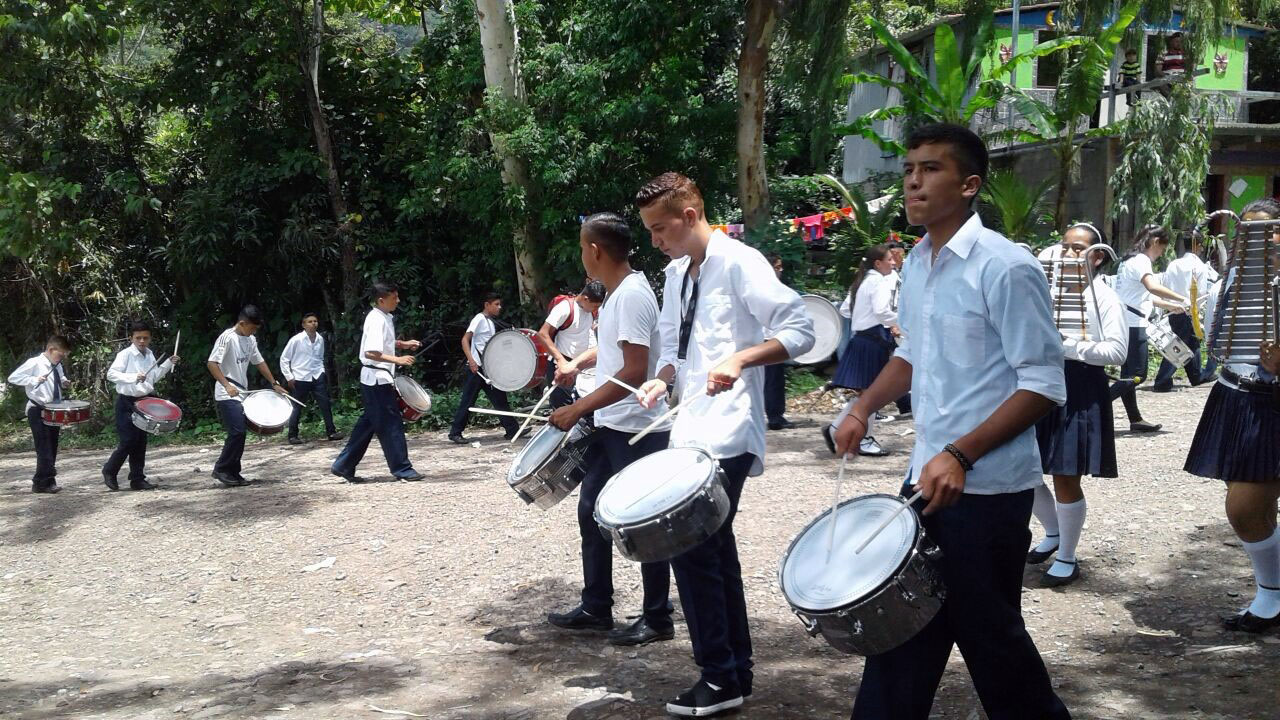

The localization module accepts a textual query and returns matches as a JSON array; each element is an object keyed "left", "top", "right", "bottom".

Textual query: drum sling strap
[{"left": 678, "top": 269, "right": 699, "bottom": 362}]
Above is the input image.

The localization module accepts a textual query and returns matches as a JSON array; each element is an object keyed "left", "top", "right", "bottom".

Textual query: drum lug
[{"left": 792, "top": 609, "right": 821, "bottom": 637}]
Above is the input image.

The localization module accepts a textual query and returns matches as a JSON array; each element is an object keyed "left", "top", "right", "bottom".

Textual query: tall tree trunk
[
  {"left": 1054, "top": 128, "right": 1077, "bottom": 232},
  {"left": 737, "top": 0, "right": 783, "bottom": 236},
  {"left": 296, "top": 0, "right": 358, "bottom": 312},
  {"left": 474, "top": 0, "right": 544, "bottom": 306}
]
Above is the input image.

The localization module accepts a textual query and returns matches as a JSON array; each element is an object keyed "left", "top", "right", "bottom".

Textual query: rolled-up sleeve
[
  {"left": 734, "top": 252, "right": 814, "bottom": 359},
  {"left": 988, "top": 259, "right": 1066, "bottom": 405}
]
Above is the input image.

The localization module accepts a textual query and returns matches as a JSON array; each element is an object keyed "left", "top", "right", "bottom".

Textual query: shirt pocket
[{"left": 942, "top": 315, "right": 986, "bottom": 368}]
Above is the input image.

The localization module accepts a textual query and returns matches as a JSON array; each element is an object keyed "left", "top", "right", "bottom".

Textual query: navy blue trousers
[
  {"left": 26, "top": 406, "right": 59, "bottom": 488},
  {"left": 1109, "top": 326, "right": 1149, "bottom": 422},
  {"left": 103, "top": 395, "right": 147, "bottom": 481},
  {"left": 288, "top": 374, "right": 337, "bottom": 438},
  {"left": 545, "top": 361, "right": 576, "bottom": 410},
  {"left": 764, "top": 364, "right": 786, "bottom": 423},
  {"left": 333, "top": 383, "right": 414, "bottom": 477},
  {"left": 577, "top": 427, "right": 673, "bottom": 627},
  {"left": 670, "top": 453, "right": 755, "bottom": 692},
  {"left": 852, "top": 489, "right": 1070, "bottom": 720},
  {"left": 449, "top": 369, "right": 517, "bottom": 436},
  {"left": 1153, "top": 313, "right": 1206, "bottom": 390},
  {"left": 215, "top": 399, "right": 247, "bottom": 475}
]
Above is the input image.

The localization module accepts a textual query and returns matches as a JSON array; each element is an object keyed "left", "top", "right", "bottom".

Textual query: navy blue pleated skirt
[
  {"left": 831, "top": 326, "right": 894, "bottom": 391},
  {"left": 1184, "top": 381, "right": 1280, "bottom": 483},
  {"left": 1035, "top": 360, "right": 1117, "bottom": 478}
]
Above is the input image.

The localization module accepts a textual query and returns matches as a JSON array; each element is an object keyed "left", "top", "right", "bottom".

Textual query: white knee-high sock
[
  {"left": 1046, "top": 498, "right": 1087, "bottom": 578},
  {"left": 829, "top": 396, "right": 854, "bottom": 430},
  {"left": 1031, "top": 484, "right": 1060, "bottom": 553},
  {"left": 1243, "top": 528, "right": 1280, "bottom": 619}
]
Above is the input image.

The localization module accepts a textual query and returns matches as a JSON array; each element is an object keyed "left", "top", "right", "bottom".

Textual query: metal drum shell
[
  {"left": 131, "top": 397, "right": 182, "bottom": 435},
  {"left": 594, "top": 462, "right": 731, "bottom": 564},
  {"left": 508, "top": 422, "right": 594, "bottom": 509}
]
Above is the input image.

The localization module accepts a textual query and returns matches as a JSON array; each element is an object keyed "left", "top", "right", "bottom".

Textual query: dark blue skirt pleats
[
  {"left": 1036, "top": 360, "right": 1118, "bottom": 478},
  {"left": 831, "top": 326, "right": 894, "bottom": 391},
  {"left": 1184, "top": 381, "right": 1280, "bottom": 483}
]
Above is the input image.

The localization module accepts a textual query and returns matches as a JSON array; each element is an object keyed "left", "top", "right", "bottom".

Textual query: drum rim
[
  {"left": 135, "top": 397, "right": 182, "bottom": 420},
  {"left": 779, "top": 493, "right": 920, "bottom": 613},
  {"left": 43, "top": 400, "right": 91, "bottom": 410},
  {"left": 484, "top": 329, "right": 540, "bottom": 391},
  {"left": 393, "top": 375, "right": 432, "bottom": 411},
  {"left": 794, "top": 294, "right": 841, "bottom": 364},
  {"left": 595, "top": 447, "right": 718, "bottom": 525},
  {"left": 508, "top": 423, "right": 568, "bottom": 483}
]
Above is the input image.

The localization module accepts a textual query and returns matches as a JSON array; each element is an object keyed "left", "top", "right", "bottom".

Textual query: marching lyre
[
  {"left": 1037, "top": 243, "right": 1119, "bottom": 343},
  {"left": 1208, "top": 218, "right": 1280, "bottom": 375}
]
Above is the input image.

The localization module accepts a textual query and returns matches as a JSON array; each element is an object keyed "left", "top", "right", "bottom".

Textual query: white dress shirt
[
  {"left": 544, "top": 298, "right": 595, "bottom": 358},
  {"left": 1115, "top": 253, "right": 1156, "bottom": 328},
  {"left": 467, "top": 312, "right": 498, "bottom": 359},
  {"left": 657, "top": 230, "right": 815, "bottom": 476},
  {"left": 208, "top": 327, "right": 265, "bottom": 401},
  {"left": 594, "top": 272, "right": 670, "bottom": 433},
  {"left": 107, "top": 346, "right": 175, "bottom": 397},
  {"left": 1062, "top": 279, "right": 1130, "bottom": 367},
  {"left": 1160, "top": 252, "right": 1219, "bottom": 299},
  {"left": 7, "top": 354, "right": 69, "bottom": 411},
  {"left": 359, "top": 308, "right": 396, "bottom": 386},
  {"left": 849, "top": 271, "right": 898, "bottom": 332},
  {"left": 894, "top": 213, "right": 1066, "bottom": 495},
  {"left": 280, "top": 331, "right": 327, "bottom": 382}
]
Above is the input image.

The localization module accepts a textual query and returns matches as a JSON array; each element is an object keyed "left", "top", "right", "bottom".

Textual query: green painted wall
[
  {"left": 984, "top": 28, "right": 1038, "bottom": 89},
  {"left": 1228, "top": 175, "right": 1267, "bottom": 215},
  {"left": 1195, "top": 34, "right": 1247, "bottom": 91}
]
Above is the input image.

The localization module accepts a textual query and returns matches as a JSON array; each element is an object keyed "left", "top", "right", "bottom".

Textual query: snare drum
[
  {"left": 41, "top": 400, "right": 91, "bottom": 427},
  {"left": 393, "top": 375, "right": 432, "bottom": 421},
  {"left": 1149, "top": 313, "right": 1194, "bottom": 367},
  {"left": 594, "top": 447, "right": 730, "bottom": 563},
  {"left": 793, "top": 295, "right": 842, "bottom": 365},
  {"left": 131, "top": 397, "right": 182, "bottom": 435},
  {"left": 482, "top": 329, "right": 551, "bottom": 392},
  {"left": 779, "top": 494, "right": 945, "bottom": 656},
  {"left": 507, "top": 420, "right": 595, "bottom": 509},
  {"left": 242, "top": 392, "right": 293, "bottom": 435}
]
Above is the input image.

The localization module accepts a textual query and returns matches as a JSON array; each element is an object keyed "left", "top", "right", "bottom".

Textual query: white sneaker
[{"left": 859, "top": 436, "right": 888, "bottom": 457}]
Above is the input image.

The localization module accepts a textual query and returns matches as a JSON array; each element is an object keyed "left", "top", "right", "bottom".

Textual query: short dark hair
[
  {"left": 1242, "top": 197, "right": 1280, "bottom": 220},
  {"left": 371, "top": 281, "right": 398, "bottom": 301},
  {"left": 635, "top": 172, "right": 705, "bottom": 218},
  {"left": 46, "top": 335, "right": 70, "bottom": 352},
  {"left": 128, "top": 320, "right": 152, "bottom": 335},
  {"left": 582, "top": 212, "right": 633, "bottom": 262},
  {"left": 581, "top": 280, "right": 606, "bottom": 303},
  {"left": 906, "top": 123, "right": 989, "bottom": 182},
  {"left": 301, "top": 311, "right": 319, "bottom": 323},
  {"left": 238, "top": 305, "right": 263, "bottom": 325},
  {"left": 481, "top": 290, "right": 502, "bottom": 306}
]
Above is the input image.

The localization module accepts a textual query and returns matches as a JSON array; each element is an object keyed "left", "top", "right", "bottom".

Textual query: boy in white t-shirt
[
  {"left": 537, "top": 281, "right": 604, "bottom": 408},
  {"left": 448, "top": 291, "right": 518, "bottom": 443}
]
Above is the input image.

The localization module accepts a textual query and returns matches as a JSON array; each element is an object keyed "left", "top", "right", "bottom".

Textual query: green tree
[
  {"left": 816, "top": 173, "right": 903, "bottom": 290},
  {"left": 980, "top": 169, "right": 1053, "bottom": 244}
]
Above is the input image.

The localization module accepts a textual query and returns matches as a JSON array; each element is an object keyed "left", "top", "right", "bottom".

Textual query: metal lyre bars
[
  {"left": 1038, "top": 244, "right": 1119, "bottom": 342},
  {"left": 1208, "top": 219, "right": 1280, "bottom": 366}
]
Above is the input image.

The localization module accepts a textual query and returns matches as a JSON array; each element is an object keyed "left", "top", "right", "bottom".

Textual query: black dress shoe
[
  {"left": 212, "top": 470, "right": 243, "bottom": 487},
  {"left": 330, "top": 467, "right": 365, "bottom": 484},
  {"left": 129, "top": 478, "right": 157, "bottom": 491},
  {"left": 1040, "top": 561, "right": 1081, "bottom": 588},
  {"left": 547, "top": 605, "right": 613, "bottom": 631},
  {"left": 287, "top": 436, "right": 303, "bottom": 445},
  {"left": 327, "top": 432, "right": 345, "bottom": 441},
  {"left": 32, "top": 483, "right": 61, "bottom": 494},
  {"left": 1129, "top": 420, "right": 1162, "bottom": 433},
  {"left": 103, "top": 472, "right": 119, "bottom": 491},
  {"left": 448, "top": 434, "right": 469, "bottom": 445},
  {"left": 1027, "top": 536, "right": 1060, "bottom": 564},
  {"left": 1223, "top": 610, "right": 1280, "bottom": 633},
  {"left": 503, "top": 428, "right": 519, "bottom": 441},
  {"left": 820, "top": 425, "right": 836, "bottom": 455},
  {"left": 767, "top": 418, "right": 794, "bottom": 431},
  {"left": 399, "top": 470, "right": 425, "bottom": 482},
  {"left": 1151, "top": 385, "right": 1175, "bottom": 393},
  {"left": 607, "top": 616, "right": 675, "bottom": 646}
]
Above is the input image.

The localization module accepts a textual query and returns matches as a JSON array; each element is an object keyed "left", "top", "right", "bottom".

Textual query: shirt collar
[{"left": 919, "top": 212, "right": 984, "bottom": 261}]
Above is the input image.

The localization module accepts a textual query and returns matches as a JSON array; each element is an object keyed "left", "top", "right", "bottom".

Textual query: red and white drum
[
  {"left": 131, "top": 397, "right": 183, "bottom": 435},
  {"left": 393, "top": 375, "right": 432, "bottom": 421},
  {"left": 482, "top": 328, "right": 551, "bottom": 392},
  {"left": 41, "top": 400, "right": 91, "bottom": 427}
]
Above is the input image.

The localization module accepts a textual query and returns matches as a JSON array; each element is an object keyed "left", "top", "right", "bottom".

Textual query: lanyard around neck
[{"left": 678, "top": 268, "right": 700, "bottom": 361}]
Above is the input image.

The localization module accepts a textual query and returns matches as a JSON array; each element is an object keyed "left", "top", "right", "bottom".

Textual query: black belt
[{"left": 1221, "top": 366, "right": 1280, "bottom": 397}]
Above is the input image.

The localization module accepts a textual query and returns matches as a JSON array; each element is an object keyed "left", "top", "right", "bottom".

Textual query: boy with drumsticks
[
  {"left": 448, "top": 291, "right": 519, "bottom": 444},
  {"left": 103, "top": 320, "right": 179, "bottom": 491},
  {"left": 331, "top": 282, "right": 425, "bottom": 483},
  {"left": 206, "top": 305, "right": 289, "bottom": 488},
  {"left": 7, "top": 335, "right": 73, "bottom": 494},
  {"left": 833, "top": 123, "right": 1069, "bottom": 719},
  {"left": 537, "top": 281, "right": 604, "bottom": 409}
]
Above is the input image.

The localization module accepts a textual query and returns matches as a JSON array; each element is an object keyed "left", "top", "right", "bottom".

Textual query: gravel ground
[{"left": 1, "top": 381, "right": 1278, "bottom": 720}]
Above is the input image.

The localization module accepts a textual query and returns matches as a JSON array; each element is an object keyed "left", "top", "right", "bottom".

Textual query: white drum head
[
  {"left": 243, "top": 392, "right": 293, "bottom": 426},
  {"left": 596, "top": 447, "right": 715, "bottom": 526},
  {"left": 483, "top": 330, "right": 538, "bottom": 391},
  {"left": 394, "top": 375, "right": 432, "bottom": 412},
  {"left": 794, "top": 295, "right": 841, "bottom": 365},
  {"left": 781, "top": 494, "right": 918, "bottom": 612},
  {"left": 508, "top": 424, "right": 566, "bottom": 481}
]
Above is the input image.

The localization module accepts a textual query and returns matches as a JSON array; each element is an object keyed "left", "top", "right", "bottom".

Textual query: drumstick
[
  {"left": 173, "top": 329, "right": 180, "bottom": 359},
  {"left": 468, "top": 407, "right": 549, "bottom": 422},
  {"left": 602, "top": 374, "right": 641, "bottom": 395},
  {"left": 854, "top": 488, "right": 925, "bottom": 555},
  {"left": 512, "top": 385, "right": 554, "bottom": 444},
  {"left": 824, "top": 453, "right": 851, "bottom": 562},
  {"left": 627, "top": 387, "right": 706, "bottom": 446}
]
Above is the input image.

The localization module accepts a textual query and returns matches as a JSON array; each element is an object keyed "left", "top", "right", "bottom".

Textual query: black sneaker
[
  {"left": 448, "top": 434, "right": 469, "bottom": 445},
  {"left": 330, "top": 467, "right": 365, "bottom": 484},
  {"left": 287, "top": 436, "right": 303, "bottom": 445},
  {"left": 666, "top": 678, "right": 744, "bottom": 717},
  {"left": 212, "top": 470, "right": 241, "bottom": 487},
  {"left": 547, "top": 605, "right": 613, "bottom": 631},
  {"left": 767, "top": 418, "right": 794, "bottom": 431},
  {"left": 503, "top": 428, "right": 520, "bottom": 441},
  {"left": 607, "top": 616, "right": 674, "bottom": 646},
  {"left": 398, "top": 470, "right": 425, "bottom": 482},
  {"left": 327, "top": 432, "right": 345, "bottom": 441},
  {"left": 102, "top": 471, "right": 119, "bottom": 492},
  {"left": 129, "top": 478, "right": 157, "bottom": 491},
  {"left": 32, "top": 483, "right": 61, "bottom": 494},
  {"left": 820, "top": 425, "right": 836, "bottom": 455}
]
